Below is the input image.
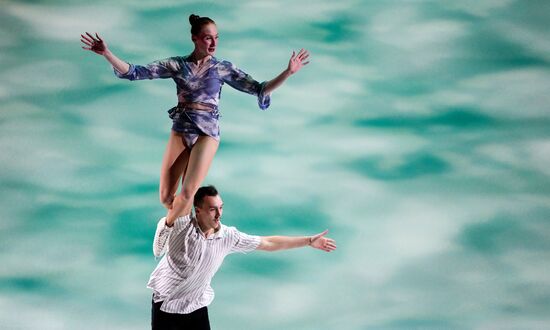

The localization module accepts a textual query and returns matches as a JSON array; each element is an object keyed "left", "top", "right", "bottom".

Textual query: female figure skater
[{"left": 81, "top": 14, "right": 309, "bottom": 225}]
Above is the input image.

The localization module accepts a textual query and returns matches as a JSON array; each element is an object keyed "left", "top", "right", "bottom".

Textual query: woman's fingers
[
  {"left": 293, "top": 49, "right": 310, "bottom": 65},
  {"left": 85, "top": 32, "right": 101, "bottom": 43},
  {"left": 80, "top": 37, "right": 93, "bottom": 47},
  {"left": 288, "top": 49, "right": 310, "bottom": 73},
  {"left": 81, "top": 33, "right": 94, "bottom": 43},
  {"left": 81, "top": 32, "right": 106, "bottom": 54},
  {"left": 298, "top": 51, "right": 309, "bottom": 62}
]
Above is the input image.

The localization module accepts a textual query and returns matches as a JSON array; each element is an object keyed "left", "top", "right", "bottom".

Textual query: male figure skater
[{"left": 148, "top": 185, "right": 337, "bottom": 329}]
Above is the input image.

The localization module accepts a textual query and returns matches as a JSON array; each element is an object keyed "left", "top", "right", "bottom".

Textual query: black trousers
[{"left": 151, "top": 300, "right": 211, "bottom": 330}]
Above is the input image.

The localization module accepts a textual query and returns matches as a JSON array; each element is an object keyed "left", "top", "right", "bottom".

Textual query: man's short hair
[{"left": 194, "top": 185, "right": 219, "bottom": 207}]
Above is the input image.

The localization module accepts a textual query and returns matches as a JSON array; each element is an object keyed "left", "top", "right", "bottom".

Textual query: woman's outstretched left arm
[
  {"left": 221, "top": 49, "right": 309, "bottom": 110},
  {"left": 263, "top": 48, "right": 310, "bottom": 95}
]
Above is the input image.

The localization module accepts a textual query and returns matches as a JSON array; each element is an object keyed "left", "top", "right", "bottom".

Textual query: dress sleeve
[
  {"left": 218, "top": 60, "right": 271, "bottom": 110},
  {"left": 114, "top": 57, "right": 181, "bottom": 81}
]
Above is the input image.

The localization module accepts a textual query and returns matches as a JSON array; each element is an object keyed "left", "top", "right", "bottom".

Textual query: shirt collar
[
  {"left": 210, "top": 224, "right": 225, "bottom": 239},
  {"left": 191, "top": 216, "right": 226, "bottom": 240}
]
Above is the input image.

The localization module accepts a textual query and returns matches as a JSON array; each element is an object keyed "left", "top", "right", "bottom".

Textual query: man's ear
[{"left": 191, "top": 35, "right": 197, "bottom": 43}]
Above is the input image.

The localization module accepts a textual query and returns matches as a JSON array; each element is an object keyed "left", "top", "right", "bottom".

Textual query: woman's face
[{"left": 192, "top": 23, "right": 218, "bottom": 57}]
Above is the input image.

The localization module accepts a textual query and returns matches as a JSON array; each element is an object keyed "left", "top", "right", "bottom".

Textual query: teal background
[{"left": 1, "top": 0, "right": 550, "bottom": 329}]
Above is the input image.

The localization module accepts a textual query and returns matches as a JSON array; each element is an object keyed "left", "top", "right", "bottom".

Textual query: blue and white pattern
[{"left": 115, "top": 55, "right": 271, "bottom": 146}]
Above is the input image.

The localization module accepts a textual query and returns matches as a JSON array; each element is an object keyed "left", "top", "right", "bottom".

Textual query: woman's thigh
[
  {"left": 159, "top": 131, "right": 189, "bottom": 201},
  {"left": 180, "top": 136, "right": 219, "bottom": 195}
]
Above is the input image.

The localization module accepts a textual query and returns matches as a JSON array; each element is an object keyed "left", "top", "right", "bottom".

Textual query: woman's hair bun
[
  {"left": 189, "top": 14, "right": 200, "bottom": 25},
  {"left": 188, "top": 14, "right": 215, "bottom": 35}
]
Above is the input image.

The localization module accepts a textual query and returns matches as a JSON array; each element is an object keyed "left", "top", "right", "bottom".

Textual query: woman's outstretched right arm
[
  {"left": 82, "top": 32, "right": 179, "bottom": 81},
  {"left": 81, "top": 32, "right": 129, "bottom": 75}
]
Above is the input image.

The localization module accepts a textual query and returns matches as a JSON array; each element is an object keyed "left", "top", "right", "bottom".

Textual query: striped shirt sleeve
[
  {"left": 152, "top": 215, "right": 191, "bottom": 257},
  {"left": 228, "top": 227, "right": 261, "bottom": 254},
  {"left": 153, "top": 218, "right": 172, "bottom": 258}
]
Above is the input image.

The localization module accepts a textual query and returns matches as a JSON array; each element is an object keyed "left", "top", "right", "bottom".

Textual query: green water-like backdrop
[{"left": 1, "top": 0, "right": 549, "bottom": 329}]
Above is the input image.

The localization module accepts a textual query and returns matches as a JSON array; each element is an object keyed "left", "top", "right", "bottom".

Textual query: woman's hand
[
  {"left": 80, "top": 32, "right": 129, "bottom": 74},
  {"left": 81, "top": 32, "right": 108, "bottom": 55},
  {"left": 287, "top": 48, "right": 310, "bottom": 75},
  {"left": 257, "top": 48, "right": 311, "bottom": 95},
  {"left": 309, "top": 230, "right": 337, "bottom": 252}
]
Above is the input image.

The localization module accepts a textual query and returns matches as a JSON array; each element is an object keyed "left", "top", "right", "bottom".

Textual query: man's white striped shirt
[{"left": 147, "top": 215, "right": 260, "bottom": 314}]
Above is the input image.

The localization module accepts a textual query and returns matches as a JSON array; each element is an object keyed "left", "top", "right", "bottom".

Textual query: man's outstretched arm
[{"left": 257, "top": 230, "right": 337, "bottom": 252}]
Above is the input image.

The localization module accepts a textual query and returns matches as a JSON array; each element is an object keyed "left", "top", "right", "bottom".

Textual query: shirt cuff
[
  {"left": 156, "top": 217, "right": 172, "bottom": 230},
  {"left": 174, "top": 214, "right": 191, "bottom": 226},
  {"left": 113, "top": 63, "right": 135, "bottom": 79},
  {"left": 251, "top": 235, "right": 262, "bottom": 251},
  {"left": 257, "top": 81, "right": 271, "bottom": 110}
]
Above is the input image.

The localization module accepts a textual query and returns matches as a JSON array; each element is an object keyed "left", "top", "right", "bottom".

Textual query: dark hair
[
  {"left": 189, "top": 14, "right": 215, "bottom": 35},
  {"left": 194, "top": 185, "right": 219, "bottom": 207}
]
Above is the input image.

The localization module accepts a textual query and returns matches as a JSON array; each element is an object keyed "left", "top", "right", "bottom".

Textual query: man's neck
[{"left": 195, "top": 218, "right": 219, "bottom": 238}]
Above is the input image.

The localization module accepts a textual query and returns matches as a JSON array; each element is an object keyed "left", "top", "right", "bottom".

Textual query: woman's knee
[
  {"left": 159, "top": 190, "right": 175, "bottom": 207},
  {"left": 179, "top": 185, "right": 199, "bottom": 202}
]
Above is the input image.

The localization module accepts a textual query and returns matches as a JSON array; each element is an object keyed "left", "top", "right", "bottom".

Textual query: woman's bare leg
[
  {"left": 159, "top": 131, "right": 190, "bottom": 209},
  {"left": 166, "top": 136, "right": 219, "bottom": 224}
]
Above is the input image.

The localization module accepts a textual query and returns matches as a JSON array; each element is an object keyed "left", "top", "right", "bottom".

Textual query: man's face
[{"left": 195, "top": 194, "right": 223, "bottom": 231}]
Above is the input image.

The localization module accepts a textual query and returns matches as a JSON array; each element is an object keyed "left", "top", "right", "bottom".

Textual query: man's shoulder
[
  {"left": 220, "top": 223, "right": 237, "bottom": 235},
  {"left": 220, "top": 224, "right": 249, "bottom": 238}
]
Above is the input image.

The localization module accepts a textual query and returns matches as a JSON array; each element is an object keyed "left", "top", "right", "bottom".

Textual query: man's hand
[{"left": 309, "top": 230, "right": 337, "bottom": 252}]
